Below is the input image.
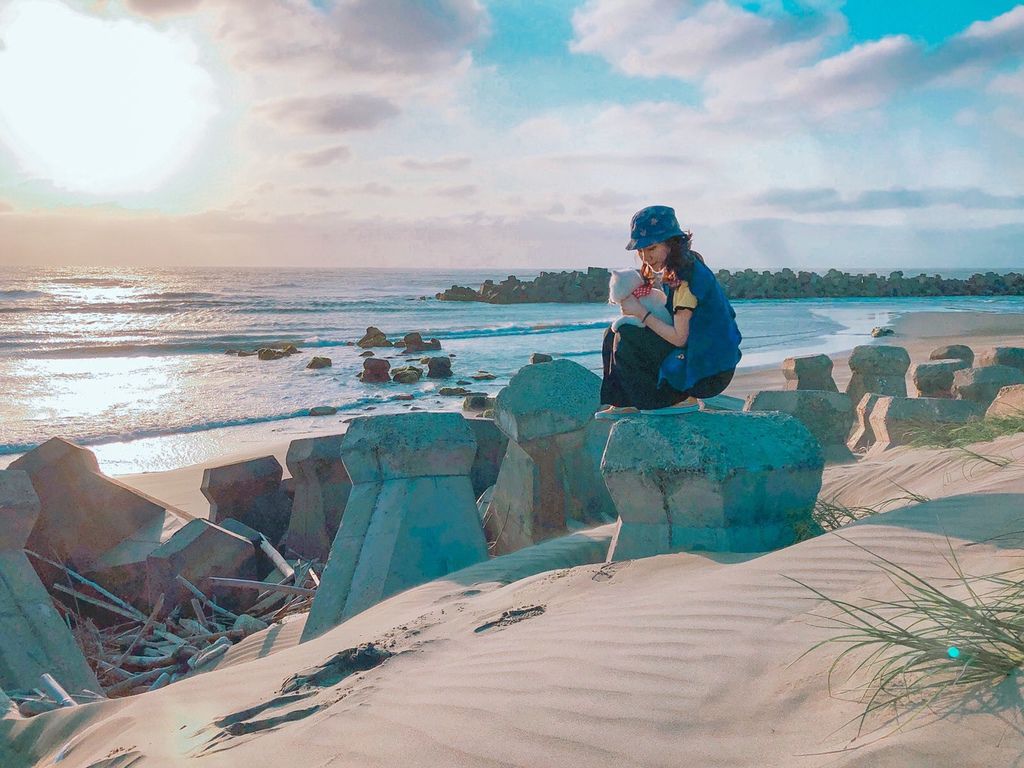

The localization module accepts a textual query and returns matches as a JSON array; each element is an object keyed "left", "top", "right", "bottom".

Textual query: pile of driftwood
[{"left": 10, "top": 543, "right": 321, "bottom": 717}]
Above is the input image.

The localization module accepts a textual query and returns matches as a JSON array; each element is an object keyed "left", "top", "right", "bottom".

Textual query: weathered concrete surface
[
  {"left": 281, "top": 435, "right": 351, "bottom": 562},
  {"left": 976, "top": 346, "right": 1024, "bottom": 373},
  {"left": 9, "top": 438, "right": 190, "bottom": 572},
  {"left": 781, "top": 354, "right": 838, "bottom": 392},
  {"left": 145, "top": 519, "right": 257, "bottom": 613},
  {"left": 848, "top": 393, "right": 883, "bottom": 452},
  {"left": 0, "top": 470, "right": 100, "bottom": 695},
  {"left": 743, "top": 390, "right": 854, "bottom": 462},
  {"left": 952, "top": 366, "right": 1024, "bottom": 408},
  {"left": 912, "top": 358, "right": 970, "bottom": 398},
  {"left": 494, "top": 359, "right": 601, "bottom": 443},
  {"left": 986, "top": 384, "right": 1024, "bottom": 418},
  {"left": 302, "top": 413, "right": 487, "bottom": 641},
  {"left": 601, "top": 412, "right": 823, "bottom": 560},
  {"left": 930, "top": 344, "right": 974, "bottom": 366},
  {"left": 866, "top": 396, "right": 985, "bottom": 454},
  {"left": 485, "top": 362, "right": 616, "bottom": 554},
  {"left": 202, "top": 456, "right": 291, "bottom": 544},
  {"left": 845, "top": 345, "right": 911, "bottom": 405},
  {"left": 465, "top": 418, "right": 509, "bottom": 499}
]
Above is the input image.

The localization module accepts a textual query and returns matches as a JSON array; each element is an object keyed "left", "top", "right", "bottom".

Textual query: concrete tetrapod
[
  {"left": 866, "top": 396, "right": 985, "bottom": 455},
  {"left": 743, "top": 390, "right": 854, "bottom": 463},
  {"left": 302, "top": 413, "right": 487, "bottom": 641},
  {"left": 202, "top": 455, "right": 292, "bottom": 544},
  {"left": 781, "top": 354, "right": 838, "bottom": 392},
  {"left": 601, "top": 412, "right": 824, "bottom": 560},
  {"left": 281, "top": 434, "right": 352, "bottom": 562},
  {"left": 845, "top": 345, "right": 911, "bottom": 405},
  {"left": 0, "top": 470, "right": 100, "bottom": 695},
  {"left": 485, "top": 359, "right": 617, "bottom": 554}
]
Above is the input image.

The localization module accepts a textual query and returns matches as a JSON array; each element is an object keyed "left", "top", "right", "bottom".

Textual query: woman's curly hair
[{"left": 638, "top": 232, "right": 705, "bottom": 284}]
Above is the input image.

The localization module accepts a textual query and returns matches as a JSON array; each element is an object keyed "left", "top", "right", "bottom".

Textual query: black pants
[{"left": 600, "top": 325, "right": 735, "bottom": 409}]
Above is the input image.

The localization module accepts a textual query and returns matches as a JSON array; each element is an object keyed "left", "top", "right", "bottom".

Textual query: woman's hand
[{"left": 620, "top": 295, "right": 645, "bottom": 318}]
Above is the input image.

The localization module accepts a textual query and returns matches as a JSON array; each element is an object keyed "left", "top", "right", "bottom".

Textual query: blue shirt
[{"left": 658, "top": 260, "right": 742, "bottom": 392}]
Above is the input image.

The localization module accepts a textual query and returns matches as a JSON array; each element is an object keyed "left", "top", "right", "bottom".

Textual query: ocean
[{"left": 2, "top": 265, "right": 1023, "bottom": 475}]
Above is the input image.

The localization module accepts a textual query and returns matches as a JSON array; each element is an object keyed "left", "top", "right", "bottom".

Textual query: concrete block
[
  {"left": 282, "top": 435, "right": 352, "bottom": 562},
  {"left": 986, "top": 384, "right": 1024, "bottom": 418},
  {"left": 930, "top": 344, "right": 974, "bottom": 366},
  {"left": 465, "top": 418, "right": 509, "bottom": 499},
  {"left": 912, "top": 358, "right": 970, "bottom": 398},
  {"left": 145, "top": 519, "right": 257, "bottom": 613},
  {"left": 0, "top": 470, "right": 39, "bottom": 551},
  {"left": 601, "top": 412, "right": 823, "bottom": 560},
  {"left": 867, "top": 396, "right": 985, "bottom": 454},
  {"left": 952, "top": 366, "right": 1024, "bottom": 408},
  {"left": 9, "top": 438, "right": 187, "bottom": 571},
  {"left": 848, "top": 393, "right": 883, "bottom": 452},
  {"left": 302, "top": 413, "right": 487, "bottom": 641},
  {"left": 976, "top": 346, "right": 1024, "bottom": 373},
  {"left": 340, "top": 412, "right": 477, "bottom": 483},
  {"left": 0, "top": 548, "right": 101, "bottom": 695},
  {"left": 782, "top": 354, "right": 838, "bottom": 392},
  {"left": 845, "top": 345, "right": 910, "bottom": 405},
  {"left": 485, "top": 417, "right": 617, "bottom": 555},
  {"left": 744, "top": 390, "right": 854, "bottom": 462},
  {"left": 202, "top": 456, "right": 291, "bottom": 544},
  {"left": 494, "top": 359, "right": 601, "bottom": 443}
]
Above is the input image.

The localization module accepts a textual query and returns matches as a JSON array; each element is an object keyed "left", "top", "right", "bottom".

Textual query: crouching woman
[{"left": 599, "top": 205, "right": 742, "bottom": 415}]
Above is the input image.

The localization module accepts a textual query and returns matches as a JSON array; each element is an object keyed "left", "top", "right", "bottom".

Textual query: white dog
[{"left": 608, "top": 269, "right": 673, "bottom": 331}]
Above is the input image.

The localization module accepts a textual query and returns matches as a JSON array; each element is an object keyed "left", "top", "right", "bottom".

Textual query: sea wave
[
  {"left": 0, "top": 394, "right": 396, "bottom": 457},
  {"left": 0, "top": 289, "right": 48, "bottom": 300},
  {"left": 431, "top": 320, "right": 610, "bottom": 340}
]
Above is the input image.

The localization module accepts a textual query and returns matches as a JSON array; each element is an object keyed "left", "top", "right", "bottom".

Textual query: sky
[{"left": 0, "top": 0, "right": 1022, "bottom": 270}]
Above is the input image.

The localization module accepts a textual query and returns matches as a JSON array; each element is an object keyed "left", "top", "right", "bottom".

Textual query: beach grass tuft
[
  {"left": 905, "top": 412, "right": 1024, "bottom": 450},
  {"left": 791, "top": 535, "right": 1024, "bottom": 737}
]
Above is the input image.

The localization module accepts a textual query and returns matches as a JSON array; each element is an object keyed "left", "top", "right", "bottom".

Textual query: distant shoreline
[{"left": 435, "top": 267, "right": 1024, "bottom": 304}]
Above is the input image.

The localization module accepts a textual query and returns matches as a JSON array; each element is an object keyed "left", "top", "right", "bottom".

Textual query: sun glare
[{"left": 0, "top": 0, "right": 218, "bottom": 195}]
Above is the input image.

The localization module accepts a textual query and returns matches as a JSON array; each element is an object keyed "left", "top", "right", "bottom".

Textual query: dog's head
[{"left": 608, "top": 268, "right": 645, "bottom": 304}]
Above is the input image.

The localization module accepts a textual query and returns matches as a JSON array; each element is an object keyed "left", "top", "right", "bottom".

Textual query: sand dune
[{"left": 6, "top": 433, "right": 1024, "bottom": 768}]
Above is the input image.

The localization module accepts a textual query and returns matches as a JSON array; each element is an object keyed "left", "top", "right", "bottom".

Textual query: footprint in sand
[
  {"left": 473, "top": 605, "right": 546, "bottom": 633},
  {"left": 195, "top": 643, "right": 393, "bottom": 756}
]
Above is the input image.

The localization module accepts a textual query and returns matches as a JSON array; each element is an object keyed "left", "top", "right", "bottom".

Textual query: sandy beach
[{"left": 3, "top": 309, "right": 1024, "bottom": 768}]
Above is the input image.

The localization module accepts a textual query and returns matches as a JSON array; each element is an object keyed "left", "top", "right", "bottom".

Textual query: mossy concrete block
[
  {"left": 744, "top": 390, "right": 854, "bottom": 463},
  {"left": 601, "top": 412, "right": 823, "bottom": 560},
  {"left": 867, "top": 396, "right": 985, "bottom": 454},
  {"left": 494, "top": 359, "right": 601, "bottom": 443},
  {"left": 202, "top": 456, "right": 290, "bottom": 544},
  {"left": 282, "top": 434, "right": 352, "bottom": 562},
  {"left": 340, "top": 412, "right": 476, "bottom": 483},
  {"left": 986, "top": 384, "right": 1024, "bottom": 418},
  {"left": 782, "top": 353, "right": 838, "bottom": 392},
  {"left": 0, "top": 471, "right": 39, "bottom": 551},
  {"left": 0, "top": 550, "right": 101, "bottom": 695},
  {"left": 912, "top": 359, "right": 970, "bottom": 398},
  {"left": 846, "top": 345, "right": 910, "bottom": 405},
  {"left": 953, "top": 366, "right": 1024, "bottom": 408},
  {"left": 930, "top": 344, "right": 974, "bottom": 366},
  {"left": 976, "top": 346, "right": 1024, "bottom": 373}
]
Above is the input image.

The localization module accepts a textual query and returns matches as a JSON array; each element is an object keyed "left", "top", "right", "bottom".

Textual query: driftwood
[
  {"left": 207, "top": 577, "right": 315, "bottom": 597},
  {"left": 52, "top": 584, "right": 142, "bottom": 623},
  {"left": 175, "top": 575, "right": 241, "bottom": 622},
  {"left": 113, "top": 594, "right": 164, "bottom": 668},
  {"left": 259, "top": 536, "right": 295, "bottom": 581},
  {"left": 39, "top": 674, "right": 77, "bottom": 708}
]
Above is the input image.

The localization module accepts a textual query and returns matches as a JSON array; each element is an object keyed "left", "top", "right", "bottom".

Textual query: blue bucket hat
[{"left": 626, "top": 205, "right": 685, "bottom": 250}]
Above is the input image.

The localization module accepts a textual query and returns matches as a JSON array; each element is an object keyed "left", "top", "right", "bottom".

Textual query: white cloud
[
  {"left": 571, "top": 1, "right": 1024, "bottom": 121},
  {"left": 292, "top": 144, "right": 352, "bottom": 167}
]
